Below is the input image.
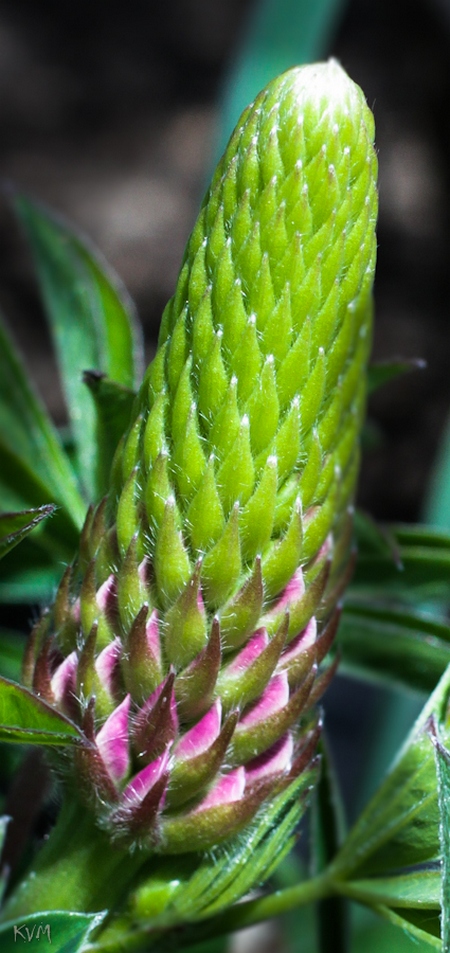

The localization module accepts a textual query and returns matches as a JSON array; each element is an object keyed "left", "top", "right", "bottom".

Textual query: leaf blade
[
  {"left": 0, "top": 506, "right": 56, "bottom": 561},
  {"left": 0, "top": 315, "right": 85, "bottom": 527},
  {"left": 329, "top": 663, "right": 450, "bottom": 881},
  {"left": 0, "top": 911, "right": 106, "bottom": 953},
  {"left": 338, "top": 601, "right": 450, "bottom": 694},
  {"left": 15, "top": 195, "right": 142, "bottom": 502},
  {"left": 0, "top": 676, "right": 84, "bottom": 747}
]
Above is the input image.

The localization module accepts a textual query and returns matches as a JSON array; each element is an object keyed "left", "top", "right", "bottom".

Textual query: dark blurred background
[{"left": 0, "top": 0, "right": 449, "bottom": 527}]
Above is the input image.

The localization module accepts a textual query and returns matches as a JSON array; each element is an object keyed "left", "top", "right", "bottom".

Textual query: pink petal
[
  {"left": 95, "top": 638, "right": 122, "bottom": 694},
  {"left": 316, "top": 535, "right": 332, "bottom": 561},
  {"left": 226, "top": 629, "right": 269, "bottom": 675},
  {"left": 272, "top": 569, "right": 305, "bottom": 614},
  {"left": 246, "top": 733, "right": 294, "bottom": 784},
  {"left": 240, "top": 673, "right": 289, "bottom": 728},
  {"left": 96, "top": 694, "right": 131, "bottom": 784},
  {"left": 96, "top": 573, "right": 117, "bottom": 615},
  {"left": 278, "top": 617, "right": 317, "bottom": 667},
  {"left": 146, "top": 609, "right": 161, "bottom": 667},
  {"left": 50, "top": 651, "right": 78, "bottom": 707},
  {"left": 175, "top": 700, "right": 222, "bottom": 761},
  {"left": 122, "top": 750, "right": 169, "bottom": 805},
  {"left": 72, "top": 597, "right": 81, "bottom": 624},
  {"left": 197, "top": 767, "right": 246, "bottom": 811}
]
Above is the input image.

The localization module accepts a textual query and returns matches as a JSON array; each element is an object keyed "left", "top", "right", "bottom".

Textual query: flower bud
[{"left": 25, "top": 60, "right": 377, "bottom": 853}]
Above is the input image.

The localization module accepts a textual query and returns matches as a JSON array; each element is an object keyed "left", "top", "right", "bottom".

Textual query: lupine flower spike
[{"left": 24, "top": 60, "right": 378, "bottom": 854}]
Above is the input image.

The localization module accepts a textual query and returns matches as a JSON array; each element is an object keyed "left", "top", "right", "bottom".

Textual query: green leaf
[
  {"left": 338, "top": 601, "right": 450, "bottom": 694},
  {"left": 0, "top": 506, "right": 56, "bottom": 561},
  {"left": 82, "top": 372, "right": 136, "bottom": 497},
  {"left": 15, "top": 195, "right": 142, "bottom": 502},
  {"left": 0, "top": 911, "right": 105, "bottom": 953},
  {"left": 430, "top": 720, "right": 450, "bottom": 951},
  {"left": 369, "top": 906, "right": 441, "bottom": 949},
  {"left": 352, "top": 523, "right": 450, "bottom": 602},
  {"left": 0, "top": 315, "right": 85, "bottom": 528},
  {"left": 341, "top": 871, "right": 440, "bottom": 910},
  {"left": 0, "top": 630, "right": 26, "bottom": 682},
  {"left": 0, "top": 676, "right": 84, "bottom": 746},
  {"left": 329, "top": 663, "right": 450, "bottom": 881},
  {"left": 368, "top": 358, "right": 426, "bottom": 394}
]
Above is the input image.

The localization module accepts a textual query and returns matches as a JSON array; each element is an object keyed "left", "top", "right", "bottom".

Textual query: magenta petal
[
  {"left": 72, "top": 597, "right": 81, "bottom": 624},
  {"left": 240, "top": 673, "right": 289, "bottom": 728},
  {"left": 272, "top": 569, "right": 305, "bottom": 613},
  {"left": 96, "top": 573, "right": 117, "bottom": 614},
  {"left": 175, "top": 700, "right": 222, "bottom": 761},
  {"left": 95, "top": 638, "right": 122, "bottom": 694},
  {"left": 122, "top": 750, "right": 169, "bottom": 806},
  {"left": 197, "top": 767, "right": 246, "bottom": 811},
  {"left": 146, "top": 609, "right": 161, "bottom": 667},
  {"left": 227, "top": 629, "right": 269, "bottom": 675},
  {"left": 278, "top": 618, "right": 317, "bottom": 667},
  {"left": 96, "top": 694, "right": 131, "bottom": 784},
  {"left": 246, "top": 733, "right": 294, "bottom": 784},
  {"left": 51, "top": 650, "right": 78, "bottom": 706}
]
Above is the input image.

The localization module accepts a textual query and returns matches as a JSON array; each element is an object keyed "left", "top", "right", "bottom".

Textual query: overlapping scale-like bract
[{"left": 24, "top": 61, "right": 378, "bottom": 853}]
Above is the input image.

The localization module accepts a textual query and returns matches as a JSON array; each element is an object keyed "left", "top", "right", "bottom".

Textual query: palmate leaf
[
  {"left": 367, "top": 906, "right": 441, "bottom": 950},
  {"left": 0, "top": 676, "right": 85, "bottom": 746},
  {"left": 352, "top": 522, "right": 450, "bottom": 602},
  {"left": 328, "top": 663, "right": 450, "bottom": 888},
  {"left": 0, "top": 506, "right": 56, "bottom": 561},
  {"left": 342, "top": 870, "right": 441, "bottom": 910},
  {"left": 338, "top": 601, "right": 450, "bottom": 694},
  {"left": 341, "top": 875, "right": 441, "bottom": 951},
  {"left": 15, "top": 194, "right": 143, "bottom": 504}
]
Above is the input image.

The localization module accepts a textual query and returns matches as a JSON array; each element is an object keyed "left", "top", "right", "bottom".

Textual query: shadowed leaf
[
  {"left": 15, "top": 195, "right": 142, "bottom": 502},
  {"left": 0, "top": 676, "right": 85, "bottom": 746},
  {"left": 0, "top": 506, "right": 56, "bottom": 561}
]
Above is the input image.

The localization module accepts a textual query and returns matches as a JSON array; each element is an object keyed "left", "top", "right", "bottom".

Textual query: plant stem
[
  {"left": 0, "top": 797, "right": 147, "bottom": 922},
  {"left": 88, "top": 873, "right": 334, "bottom": 953}
]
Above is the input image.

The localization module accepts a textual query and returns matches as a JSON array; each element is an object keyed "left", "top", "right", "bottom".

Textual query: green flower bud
[{"left": 25, "top": 60, "right": 377, "bottom": 854}]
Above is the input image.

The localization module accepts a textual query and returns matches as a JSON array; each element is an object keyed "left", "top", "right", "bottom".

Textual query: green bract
[{"left": 23, "top": 60, "right": 377, "bottom": 854}]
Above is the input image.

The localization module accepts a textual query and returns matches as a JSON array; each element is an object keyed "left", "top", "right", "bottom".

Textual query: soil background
[{"left": 0, "top": 2, "right": 449, "bottom": 949}]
